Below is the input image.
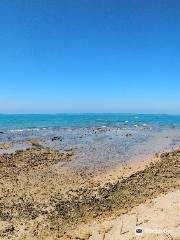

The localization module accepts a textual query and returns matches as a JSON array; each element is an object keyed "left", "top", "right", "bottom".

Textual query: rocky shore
[{"left": 0, "top": 141, "right": 179, "bottom": 239}]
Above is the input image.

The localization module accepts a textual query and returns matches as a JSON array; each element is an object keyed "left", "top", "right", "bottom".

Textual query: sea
[
  {"left": 0, "top": 113, "right": 180, "bottom": 130},
  {"left": 0, "top": 113, "right": 180, "bottom": 170}
]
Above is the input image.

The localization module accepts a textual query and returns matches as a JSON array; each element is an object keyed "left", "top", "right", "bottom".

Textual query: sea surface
[
  {"left": 0, "top": 113, "right": 180, "bottom": 171},
  {"left": 0, "top": 113, "right": 180, "bottom": 130}
]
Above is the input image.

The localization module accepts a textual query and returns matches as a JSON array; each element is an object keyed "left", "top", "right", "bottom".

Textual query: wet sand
[{"left": 0, "top": 137, "right": 179, "bottom": 239}]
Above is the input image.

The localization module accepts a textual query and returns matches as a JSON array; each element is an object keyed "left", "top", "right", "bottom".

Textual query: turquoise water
[
  {"left": 0, "top": 113, "right": 180, "bottom": 170},
  {"left": 0, "top": 113, "right": 180, "bottom": 130}
]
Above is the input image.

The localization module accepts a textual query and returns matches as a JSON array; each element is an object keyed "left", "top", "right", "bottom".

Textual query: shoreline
[
  {"left": 0, "top": 140, "right": 179, "bottom": 239},
  {"left": 92, "top": 145, "right": 179, "bottom": 187}
]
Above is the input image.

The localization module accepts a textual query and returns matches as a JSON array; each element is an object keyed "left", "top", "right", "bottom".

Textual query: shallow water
[{"left": 0, "top": 114, "right": 180, "bottom": 170}]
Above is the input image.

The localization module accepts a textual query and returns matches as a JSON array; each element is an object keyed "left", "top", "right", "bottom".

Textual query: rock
[
  {"left": 27, "top": 139, "right": 42, "bottom": 148},
  {"left": 0, "top": 143, "right": 11, "bottom": 150},
  {"left": 0, "top": 131, "right": 4, "bottom": 134},
  {"left": 125, "top": 133, "right": 132, "bottom": 137},
  {"left": 52, "top": 136, "right": 63, "bottom": 142},
  {"left": 161, "top": 152, "right": 170, "bottom": 158}
]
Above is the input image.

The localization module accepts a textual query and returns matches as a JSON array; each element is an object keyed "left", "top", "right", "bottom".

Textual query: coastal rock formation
[
  {"left": 0, "top": 143, "right": 11, "bottom": 150},
  {"left": 0, "top": 146, "right": 72, "bottom": 169},
  {"left": 0, "top": 146, "right": 179, "bottom": 239}
]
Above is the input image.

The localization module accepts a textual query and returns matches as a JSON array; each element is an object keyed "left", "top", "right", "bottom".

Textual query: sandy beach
[{"left": 0, "top": 129, "right": 179, "bottom": 239}]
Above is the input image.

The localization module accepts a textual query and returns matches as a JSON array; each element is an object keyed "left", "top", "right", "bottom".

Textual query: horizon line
[{"left": 0, "top": 112, "right": 180, "bottom": 116}]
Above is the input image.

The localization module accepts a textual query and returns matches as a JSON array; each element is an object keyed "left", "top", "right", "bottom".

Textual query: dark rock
[
  {"left": 31, "top": 142, "right": 42, "bottom": 148},
  {"left": 126, "top": 133, "right": 132, "bottom": 137},
  {"left": 52, "top": 136, "right": 63, "bottom": 142}
]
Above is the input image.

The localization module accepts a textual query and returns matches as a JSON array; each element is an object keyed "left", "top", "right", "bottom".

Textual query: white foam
[
  {"left": 10, "top": 129, "right": 23, "bottom": 132},
  {"left": 9, "top": 128, "right": 41, "bottom": 133}
]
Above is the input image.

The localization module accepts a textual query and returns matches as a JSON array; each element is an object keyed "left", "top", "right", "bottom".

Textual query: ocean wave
[
  {"left": 9, "top": 129, "right": 24, "bottom": 132},
  {"left": 9, "top": 128, "right": 42, "bottom": 133}
]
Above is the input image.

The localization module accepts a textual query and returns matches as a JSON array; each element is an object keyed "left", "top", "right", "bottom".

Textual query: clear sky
[{"left": 0, "top": 0, "right": 180, "bottom": 114}]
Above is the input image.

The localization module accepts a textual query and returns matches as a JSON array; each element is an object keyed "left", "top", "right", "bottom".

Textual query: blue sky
[{"left": 0, "top": 0, "right": 180, "bottom": 113}]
